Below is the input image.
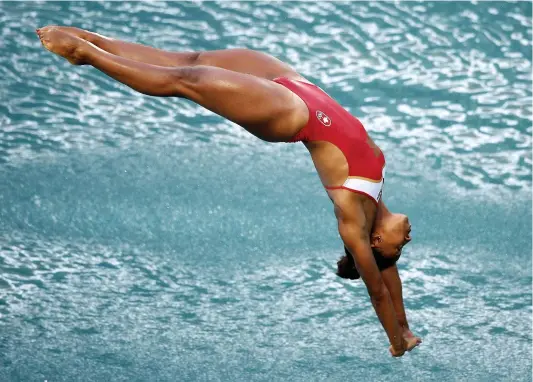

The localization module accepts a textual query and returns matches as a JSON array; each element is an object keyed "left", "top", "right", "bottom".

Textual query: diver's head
[{"left": 371, "top": 213, "right": 412, "bottom": 258}]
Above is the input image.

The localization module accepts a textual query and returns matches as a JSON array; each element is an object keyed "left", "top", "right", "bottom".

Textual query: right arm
[
  {"left": 334, "top": 197, "right": 406, "bottom": 355},
  {"left": 381, "top": 264, "right": 409, "bottom": 330},
  {"left": 382, "top": 264, "right": 423, "bottom": 351}
]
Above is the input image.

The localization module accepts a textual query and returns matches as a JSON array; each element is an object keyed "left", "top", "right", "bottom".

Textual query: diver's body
[{"left": 37, "top": 26, "right": 420, "bottom": 356}]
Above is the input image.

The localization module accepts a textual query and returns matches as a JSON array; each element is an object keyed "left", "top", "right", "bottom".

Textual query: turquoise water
[{"left": 1, "top": 1, "right": 531, "bottom": 381}]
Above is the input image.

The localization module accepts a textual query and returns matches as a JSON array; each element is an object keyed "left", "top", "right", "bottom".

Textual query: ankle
[{"left": 72, "top": 42, "right": 90, "bottom": 65}]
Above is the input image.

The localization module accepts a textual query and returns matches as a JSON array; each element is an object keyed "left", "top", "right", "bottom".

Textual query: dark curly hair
[{"left": 336, "top": 246, "right": 400, "bottom": 279}]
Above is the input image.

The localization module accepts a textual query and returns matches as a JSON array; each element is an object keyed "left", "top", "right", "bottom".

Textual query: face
[{"left": 371, "top": 213, "right": 412, "bottom": 258}]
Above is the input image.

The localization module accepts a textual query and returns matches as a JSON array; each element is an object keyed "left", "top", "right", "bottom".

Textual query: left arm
[
  {"left": 381, "top": 264, "right": 422, "bottom": 350},
  {"left": 380, "top": 264, "right": 409, "bottom": 329}
]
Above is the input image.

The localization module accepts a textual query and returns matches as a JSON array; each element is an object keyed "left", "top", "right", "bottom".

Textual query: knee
[
  {"left": 195, "top": 48, "right": 251, "bottom": 67},
  {"left": 189, "top": 51, "right": 203, "bottom": 65},
  {"left": 169, "top": 65, "right": 211, "bottom": 97},
  {"left": 172, "top": 65, "right": 208, "bottom": 86}
]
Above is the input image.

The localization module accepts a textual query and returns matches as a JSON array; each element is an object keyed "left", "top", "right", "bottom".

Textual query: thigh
[
  {"left": 174, "top": 65, "right": 309, "bottom": 142},
  {"left": 196, "top": 48, "right": 305, "bottom": 81}
]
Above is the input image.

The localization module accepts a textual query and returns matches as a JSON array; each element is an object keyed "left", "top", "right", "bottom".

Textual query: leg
[
  {"left": 54, "top": 26, "right": 199, "bottom": 67},
  {"left": 37, "top": 28, "right": 308, "bottom": 142},
  {"left": 54, "top": 26, "right": 302, "bottom": 80}
]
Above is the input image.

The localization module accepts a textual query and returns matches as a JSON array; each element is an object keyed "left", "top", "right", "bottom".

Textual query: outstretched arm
[
  {"left": 381, "top": 264, "right": 423, "bottom": 350},
  {"left": 334, "top": 195, "right": 406, "bottom": 356},
  {"left": 381, "top": 264, "right": 409, "bottom": 329}
]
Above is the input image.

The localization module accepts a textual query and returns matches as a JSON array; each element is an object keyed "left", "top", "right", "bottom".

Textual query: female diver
[{"left": 37, "top": 26, "right": 421, "bottom": 357}]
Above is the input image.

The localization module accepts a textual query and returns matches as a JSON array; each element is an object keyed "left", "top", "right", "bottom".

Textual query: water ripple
[
  {"left": 0, "top": 1, "right": 530, "bottom": 192},
  {"left": 0, "top": 228, "right": 529, "bottom": 380},
  {"left": 0, "top": 2, "right": 531, "bottom": 381}
]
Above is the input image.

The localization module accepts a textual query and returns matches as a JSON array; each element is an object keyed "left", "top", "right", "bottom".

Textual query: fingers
[
  {"left": 407, "top": 337, "right": 422, "bottom": 351},
  {"left": 388, "top": 345, "right": 405, "bottom": 357},
  {"left": 390, "top": 334, "right": 422, "bottom": 356}
]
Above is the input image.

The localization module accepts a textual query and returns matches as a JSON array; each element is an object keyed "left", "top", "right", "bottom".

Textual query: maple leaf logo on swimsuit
[{"left": 316, "top": 110, "right": 332, "bottom": 127}]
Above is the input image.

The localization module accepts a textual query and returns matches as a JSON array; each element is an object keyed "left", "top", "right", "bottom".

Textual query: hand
[
  {"left": 402, "top": 327, "right": 422, "bottom": 351},
  {"left": 389, "top": 329, "right": 422, "bottom": 357},
  {"left": 388, "top": 338, "right": 406, "bottom": 357}
]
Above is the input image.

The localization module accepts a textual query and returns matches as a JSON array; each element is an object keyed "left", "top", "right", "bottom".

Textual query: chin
[
  {"left": 384, "top": 252, "right": 400, "bottom": 259},
  {"left": 372, "top": 247, "right": 388, "bottom": 258},
  {"left": 374, "top": 247, "right": 397, "bottom": 259}
]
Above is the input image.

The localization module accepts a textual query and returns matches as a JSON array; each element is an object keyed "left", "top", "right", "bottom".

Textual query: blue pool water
[{"left": 0, "top": 1, "right": 531, "bottom": 381}]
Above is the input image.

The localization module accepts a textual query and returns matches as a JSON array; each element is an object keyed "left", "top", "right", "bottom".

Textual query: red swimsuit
[{"left": 273, "top": 77, "right": 386, "bottom": 204}]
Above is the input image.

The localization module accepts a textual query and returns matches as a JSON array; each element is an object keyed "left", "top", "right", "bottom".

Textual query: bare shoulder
[{"left": 330, "top": 190, "right": 366, "bottom": 219}]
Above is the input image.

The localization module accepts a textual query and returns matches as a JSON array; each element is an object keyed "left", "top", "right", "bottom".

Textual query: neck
[{"left": 374, "top": 200, "right": 392, "bottom": 228}]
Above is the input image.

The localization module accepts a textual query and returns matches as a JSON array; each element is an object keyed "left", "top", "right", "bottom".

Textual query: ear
[{"left": 370, "top": 232, "right": 381, "bottom": 248}]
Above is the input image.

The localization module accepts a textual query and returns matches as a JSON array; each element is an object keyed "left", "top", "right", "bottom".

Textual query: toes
[{"left": 37, "top": 26, "right": 54, "bottom": 37}]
